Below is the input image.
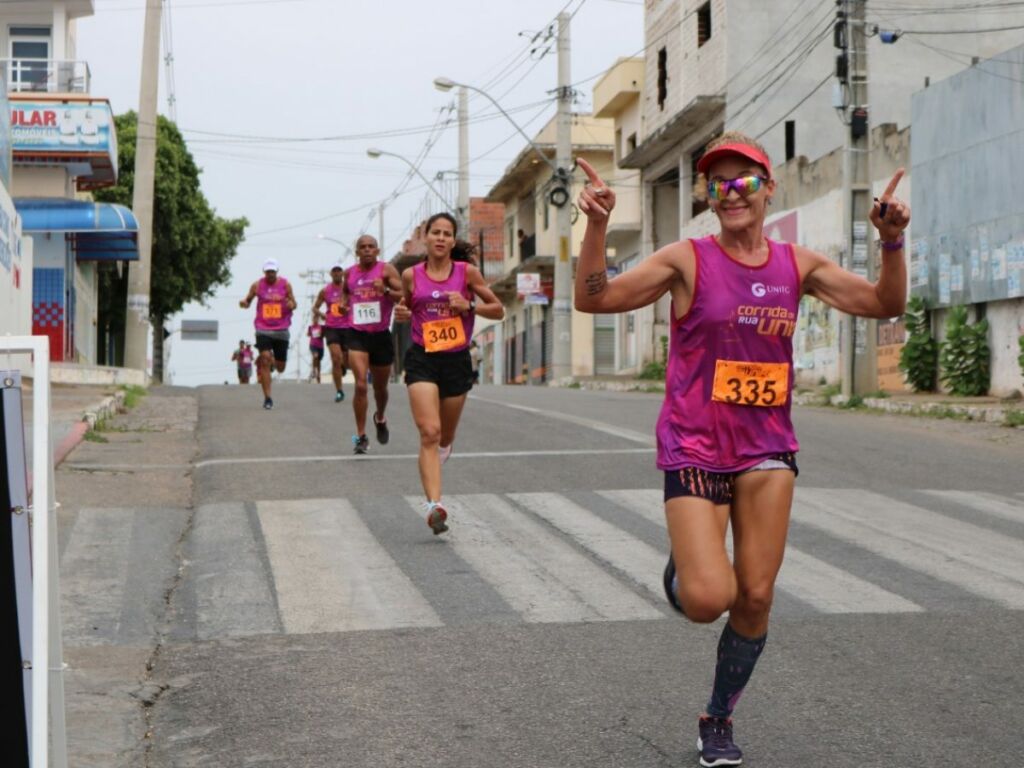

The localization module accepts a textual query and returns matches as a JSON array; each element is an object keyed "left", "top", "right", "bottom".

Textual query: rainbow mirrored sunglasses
[{"left": 707, "top": 174, "right": 770, "bottom": 201}]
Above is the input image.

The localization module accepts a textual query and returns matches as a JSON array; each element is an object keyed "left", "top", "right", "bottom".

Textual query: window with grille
[
  {"left": 657, "top": 47, "right": 668, "bottom": 110},
  {"left": 697, "top": 2, "right": 712, "bottom": 47}
]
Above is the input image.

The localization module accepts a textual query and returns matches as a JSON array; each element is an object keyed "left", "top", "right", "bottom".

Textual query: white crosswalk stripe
[
  {"left": 795, "top": 488, "right": 1024, "bottom": 609},
  {"left": 403, "top": 494, "right": 663, "bottom": 623},
  {"left": 597, "top": 489, "right": 923, "bottom": 613},
  {"left": 258, "top": 498, "right": 442, "bottom": 633},
  {"left": 60, "top": 487, "right": 1024, "bottom": 641},
  {"left": 920, "top": 490, "right": 1024, "bottom": 525},
  {"left": 508, "top": 492, "right": 667, "bottom": 600}
]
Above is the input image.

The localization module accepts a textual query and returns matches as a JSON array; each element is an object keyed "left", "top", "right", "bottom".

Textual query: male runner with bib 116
[{"left": 344, "top": 235, "right": 402, "bottom": 455}]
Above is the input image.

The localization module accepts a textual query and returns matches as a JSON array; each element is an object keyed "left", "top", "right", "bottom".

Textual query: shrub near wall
[{"left": 939, "top": 306, "right": 990, "bottom": 396}]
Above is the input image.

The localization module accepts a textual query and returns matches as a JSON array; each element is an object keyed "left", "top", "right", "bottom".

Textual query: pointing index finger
[
  {"left": 881, "top": 167, "right": 905, "bottom": 201},
  {"left": 576, "top": 157, "right": 604, "bottom": 188}
]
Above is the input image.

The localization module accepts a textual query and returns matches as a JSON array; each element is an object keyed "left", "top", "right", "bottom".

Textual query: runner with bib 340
[
  {"left": 393, "top": 212, "right": 504, "bottom": 535},
  {"left": 573, "top": 132, "right": 909, "bottom": 768}
]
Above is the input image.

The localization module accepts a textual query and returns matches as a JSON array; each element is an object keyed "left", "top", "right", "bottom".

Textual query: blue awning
[{"left": 14, "top": 198, "right": 139, "bottom": 262}]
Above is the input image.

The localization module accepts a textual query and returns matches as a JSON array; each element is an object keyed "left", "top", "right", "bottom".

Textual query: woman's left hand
[
  {"left": 448, "top": 292, "right": 471, "bottom": 314},
  {"left": 871, "top": 167, "right": 911, "bottom": 242}
]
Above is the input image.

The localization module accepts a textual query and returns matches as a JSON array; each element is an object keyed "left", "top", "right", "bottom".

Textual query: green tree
[{"left": 95, "top": 111, "right": 248, "bottom": 380}]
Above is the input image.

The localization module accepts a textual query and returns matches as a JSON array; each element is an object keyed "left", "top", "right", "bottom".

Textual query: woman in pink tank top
[
  {"left": 573, "top": 132, "right": 910, "bottom": 766},
  {"left": 393, "top": 212, "right": 504, "bottom": 536}
]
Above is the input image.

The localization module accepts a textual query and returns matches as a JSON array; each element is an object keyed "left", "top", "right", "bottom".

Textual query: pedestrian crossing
[{"left": 60, "top": 486, "right": 1024, "bottom": 643}]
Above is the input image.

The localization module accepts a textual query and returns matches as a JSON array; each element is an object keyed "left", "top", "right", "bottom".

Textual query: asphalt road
[{"left": 57, "top": 382, "right": 1024, "bottom": 767}]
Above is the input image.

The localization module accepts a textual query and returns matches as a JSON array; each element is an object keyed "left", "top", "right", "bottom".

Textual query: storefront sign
[
  {"left": 517, "top": 273, "right": 541, "bottom": 295},
  {"left": 11, "top": 101, "right": 113, "bottom": 153}
]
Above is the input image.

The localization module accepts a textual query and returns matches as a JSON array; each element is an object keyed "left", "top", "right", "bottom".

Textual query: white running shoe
[
  {"left": 424, "top": 500, "right": 449, "bottom": 535},
  {"left": 438, "top": 444, "right": 453, "bottom": 465}
]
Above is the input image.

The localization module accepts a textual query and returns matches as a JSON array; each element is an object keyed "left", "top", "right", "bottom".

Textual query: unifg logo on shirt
[
  {"left": 431, "top": 290, "right": 442, "bottom": 299},
  {"left": 752, "top": 282, "right": 790, "bottom": 297}
]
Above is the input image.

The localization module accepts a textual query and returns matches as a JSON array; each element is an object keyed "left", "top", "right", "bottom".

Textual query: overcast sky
[{"left": 75, "top": 0, "right": 644, "bottom": 385}]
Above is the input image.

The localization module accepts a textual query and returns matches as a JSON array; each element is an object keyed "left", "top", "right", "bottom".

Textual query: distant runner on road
[
  {"left": 307, "top": 312, "right": 324, "bottom": 384},
  {"left": 393, "top": 212, "right": 504, "bottom": 535},
  {"left": 231, "top": 339, "right": 253, "bottom": 384},
  {"left": 343, "top": 235, "right": 402, "bottom": 455},
  {"left": 240, "top": 258, "right": 297, "bottom": 410},
  {"left": 573, "top": 133, "right": 910, "bottom": 767},
  {"left": 313, "top": 263, "right": 350, "bottom": 403}
]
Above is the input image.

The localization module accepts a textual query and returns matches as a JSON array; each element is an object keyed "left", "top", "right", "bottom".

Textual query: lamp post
[
  {"left": 366, "top": 148, "right": 451, "bottom": 211},
  {"left": 435, "top": 14, "right": 574, "bottom": 383}
]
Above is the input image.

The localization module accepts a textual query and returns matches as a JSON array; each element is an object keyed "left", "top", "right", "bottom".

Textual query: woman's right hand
[
  {"left": 577, "top": 157, "right": 616, "bottom": 222},
  {"left": 393, "top": 297, "right": 411, "bottom": 323}
]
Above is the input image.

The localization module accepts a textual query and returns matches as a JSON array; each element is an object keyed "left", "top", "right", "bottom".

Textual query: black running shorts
[
  {"left": 255, "top": 333, "right": 289, "bottom": 363},
  {"left": 403, "top": 344, "right": 473, "bottom": 399},
  {"left": 345, "top": 329, "right": 395, "bottom": 366},
  {"left": 663, "top": 452, "right": 798, "bottom": 505},
  {"left": 323, "top": 327, "right": 348, "bottom": 348}
]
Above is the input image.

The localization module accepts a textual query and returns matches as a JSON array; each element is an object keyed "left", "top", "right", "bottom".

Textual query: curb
[
  {"left": 793, "top": 392, "right": 1020, "bottom": 425},
  {"left": 55, "top": 390, "right": 127, "bottom": 468}
]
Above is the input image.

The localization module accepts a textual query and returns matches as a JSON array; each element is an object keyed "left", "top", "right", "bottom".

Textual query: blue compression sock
[{"left": 706, "top": 622, "right": 767, "bottom": 718}]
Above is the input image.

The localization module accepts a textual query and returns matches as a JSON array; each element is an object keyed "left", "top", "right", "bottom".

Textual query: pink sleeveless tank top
[
  {"left": 410, "top": 260, "right": 474, "bottom": 353},
  {"left": 254, "top": 276, "right": 292, "bottom": 332},
  {"left": 322, "top": 281, "right": 349, "bottom": 329},
  {"left": 656, "top": 236, "right": 801, "bottom": 473},
  {"left": 346, "top": 261, "right": 395, "bottom": 334}
]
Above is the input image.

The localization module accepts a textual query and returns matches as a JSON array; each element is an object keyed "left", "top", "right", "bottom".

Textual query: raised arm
[
  {"left": 573, "top": 157, "right": 680, "bottom": 314},
  {"left": 800, "top": 168, "right": 909, "bottom": 318},
  {"left": 465, "top": 265, "right": 505, "bottom": 321},
  {"left": 239, "top": 281, "right": 258, "bottom": 309}
]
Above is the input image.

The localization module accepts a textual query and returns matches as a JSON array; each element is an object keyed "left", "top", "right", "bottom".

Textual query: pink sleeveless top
[
  {"left": 410, "top": 260, "right": 474, "bottom": 353},
  {"left": 308, "top": 324, "right": 324, "bottom": 348},
  {"left": 322, "top": 281, "right": 349, "bottom": 329},
  {"left": 656, "top": 236, "right": 801, "bottom": 473},
  {"left": 346, "top": 261, "right": 395, "bottom": 334},
  {"left": 254, "top": 276, "right": 292, "bottom": 332}
]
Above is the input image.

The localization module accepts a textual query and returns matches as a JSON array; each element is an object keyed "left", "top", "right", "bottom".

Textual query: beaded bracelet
[{"left": 879, "top": 237, "right": 905, "bottom": 251}]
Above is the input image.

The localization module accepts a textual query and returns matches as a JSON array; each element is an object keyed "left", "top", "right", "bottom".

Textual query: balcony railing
[{"left": 1, "top": 59, "right": 91, "bottom": 94}]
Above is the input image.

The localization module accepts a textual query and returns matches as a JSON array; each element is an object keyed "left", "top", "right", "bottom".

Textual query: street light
[
  {"left": 433, "top": 76, "right": 566, "bottom": 184},
  {"left": 315, "top": 233, "right": 353, "bottom": 260},
  {"left": 366, "top": 147, "right": 450, "bottom": 209},
  {"left": 434, "top": 12, "right": 573, "bottom": 384}
]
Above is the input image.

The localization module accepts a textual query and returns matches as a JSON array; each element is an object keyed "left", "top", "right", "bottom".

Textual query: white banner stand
[{"left": 2, "top": 336, "right": 68, "bottom": 768}]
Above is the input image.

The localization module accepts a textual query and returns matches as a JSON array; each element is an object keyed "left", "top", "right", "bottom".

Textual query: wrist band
[{"left": 879, "top": 237, "right": 904, "bottom": 251}]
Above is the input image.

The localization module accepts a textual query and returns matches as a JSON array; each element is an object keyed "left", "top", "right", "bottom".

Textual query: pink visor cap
[{"left": 696, "top": 143, "right": 772, "bottom": 177}]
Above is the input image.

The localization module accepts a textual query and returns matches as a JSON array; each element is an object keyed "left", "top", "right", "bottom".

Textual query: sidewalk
[
  {"left": 19, "top": 379, "right": 127, "bottom": 468},
  {"left": 550, "top": 376, "right": 1023, "bottom": 426}
]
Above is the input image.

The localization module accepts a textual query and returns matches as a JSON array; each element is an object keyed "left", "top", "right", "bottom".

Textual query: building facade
[
  {"left": 483, "top": 113, "right": 615, "bottom": 383},
  {"left": 0, "top": 0, "right": 139, "bottom": 363},
  {"left": 619, "top": 0, "right": 1024, "bottom": 381}
]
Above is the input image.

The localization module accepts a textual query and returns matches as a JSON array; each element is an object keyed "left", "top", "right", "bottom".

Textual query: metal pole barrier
[{"left": 1, "top": 336, "right": 67, "bottom": 768}]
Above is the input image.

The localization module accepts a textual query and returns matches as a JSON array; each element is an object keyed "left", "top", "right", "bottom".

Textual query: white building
[{"left": 0, "top": 0, "right": 139, "bottom": 364}]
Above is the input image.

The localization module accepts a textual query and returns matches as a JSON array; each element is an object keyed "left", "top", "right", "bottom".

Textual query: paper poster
[
  {"left": 951, "top": 264, "right": 964, "bottom": 292},
  {"left": 970, "top": 249, "right": 981, "bottom": 280},
  {"left": 992, "top": 248, "right": 1007, "bottom": 280}
]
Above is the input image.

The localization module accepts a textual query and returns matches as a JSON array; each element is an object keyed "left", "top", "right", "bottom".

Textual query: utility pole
[
  {"left": 551, "top": 11, "right": 573, "bottom": 382},
  {"left": 838, "top": 0, "right": 873, "bottom": 397},
  {"left": 124, "top": 0, "right": 162, "bottom": 376},
  {"left": 378, "top": 203, "right": 385, "bottom": 252},
  {"left": 457, "top": 87, "right": 470, "bottom": 235}
]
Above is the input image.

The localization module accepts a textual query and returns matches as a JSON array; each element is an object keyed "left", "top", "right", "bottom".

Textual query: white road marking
[
  {"left": 257, "top": 498, "right": 441, "bottom": 633},
  {"left": 60, "top": 508, "right": 133, "bottom": 645},
  {"left": 509, "top": 492, "right": 666, "bottom": 599},
  {"left": 405, "top": 494, "right": 663, "bottom": 623},
  {"left": 795, "top": 488, "right": 1024, "bottom": 608},
  {"left": 599, "top": 489, "right": 921, "bottom": 613},
  {"left": 919, "top": 490, "right": 1024, "bottom": 526},
  {"left": 469, "top": 394, "right": 656, "bottom": 446}
]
